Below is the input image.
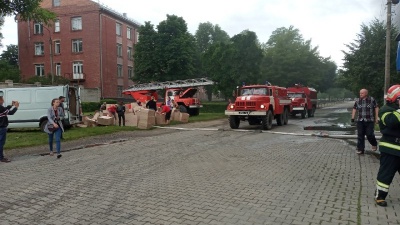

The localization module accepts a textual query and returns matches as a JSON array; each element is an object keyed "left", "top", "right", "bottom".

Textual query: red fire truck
[
  {"left": 287, "top": 84, "right": 317, "bottom": 118},
  {"left": 122, "top": 78, "right": 214, "bottom": 116},
  {"left": 225, "top": 84, "right": 292, "bottom": 130}
]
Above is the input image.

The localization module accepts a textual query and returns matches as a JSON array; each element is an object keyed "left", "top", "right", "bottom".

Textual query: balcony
[{"left": 64, "top": 73, "right": 86, "bottom": 83}]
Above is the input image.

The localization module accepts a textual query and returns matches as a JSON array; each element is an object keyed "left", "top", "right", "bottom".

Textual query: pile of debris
[{"left": 80, "top": 103, "right": 190, "bottom": 129}]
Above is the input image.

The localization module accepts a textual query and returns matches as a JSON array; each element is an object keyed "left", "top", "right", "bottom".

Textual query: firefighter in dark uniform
[{"left": 375, "top": 84, "right": 400, "bottom": 207}]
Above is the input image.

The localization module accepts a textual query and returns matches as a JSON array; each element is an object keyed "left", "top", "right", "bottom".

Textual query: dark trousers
[
  {"left": 0, "top": 127, "right": 7, "bottom": 160},
  {"left": 357, "top": 121, "right": 377, "bottom": 151},
  {"left": 376, "top": 152, "right": 400, "bottom": 199},
  {"left": 118, "top": 114, "right": 125, "bottom": 126}
]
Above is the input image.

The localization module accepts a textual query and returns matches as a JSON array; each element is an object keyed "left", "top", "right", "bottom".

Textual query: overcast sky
[{"left": 0, "top": 0, "right": 395, "bottom": 67}]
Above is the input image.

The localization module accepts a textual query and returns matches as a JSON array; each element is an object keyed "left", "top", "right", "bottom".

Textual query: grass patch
[
  {"left": 5, "top": 126, "right": 138, "bottom": 151},
  {"left": 5, "top": 112, "right": 225, "bottom": 150}
]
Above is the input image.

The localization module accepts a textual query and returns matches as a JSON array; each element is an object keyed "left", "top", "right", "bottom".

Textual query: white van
[{"left": 0, "top": 85, "right": 82, "bottom": 130}]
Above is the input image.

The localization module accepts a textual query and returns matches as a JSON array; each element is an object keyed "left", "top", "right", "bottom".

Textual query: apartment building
[{"left": 18, "top": 0, "right": 140, "bottom": 99}]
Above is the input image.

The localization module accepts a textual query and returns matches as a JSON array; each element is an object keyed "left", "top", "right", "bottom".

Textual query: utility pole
[{"left": 384, "top": 0, "right": 392, "bottom": 99}]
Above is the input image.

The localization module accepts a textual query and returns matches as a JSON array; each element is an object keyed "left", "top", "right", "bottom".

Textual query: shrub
[
  {"left": 201, "top": 101, "right": 227, "bottom": 113},
  {"left": 82, "top": 102, "right": 100, "bottom": 112}
]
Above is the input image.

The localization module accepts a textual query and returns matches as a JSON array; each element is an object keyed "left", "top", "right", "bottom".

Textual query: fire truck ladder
[{"left": 123, "top": 78, "right": 214, "bottom": 92}]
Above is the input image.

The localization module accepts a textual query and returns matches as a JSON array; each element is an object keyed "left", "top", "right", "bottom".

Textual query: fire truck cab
[
  {"left": 287, "top": 84, "right": 317, "bottom": 118},
  {"left": 225, "top": 84, "right": 292, "bottom": 130}
]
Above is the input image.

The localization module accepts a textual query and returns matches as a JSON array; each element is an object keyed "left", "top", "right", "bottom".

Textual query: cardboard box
[
  {"left": 125, "top": 113, "right": 139, "bottom": 127},
  {"left": 97, "top": 116, "right": 115, "bottom": 126},
  {"left": 139, "top": 116, "right": 156, "bottom": 125},
  {"left": 137, "top": 108, "right": 156, "bottom": 117},
  {"left": 155, "top": 113, "right": 167, "bottom": 125},
  {"left": 137, "top": 122, "right": 153, "bottom": 129},
  {"left": 173, "top": 111, "right": 181, "bottom": 121},
  {"left": 179, "top": 113, "right": 189, "bottom": 123}
]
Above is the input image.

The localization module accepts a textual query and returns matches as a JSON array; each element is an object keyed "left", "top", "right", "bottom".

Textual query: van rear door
[{"left": 63, "top": 85, "right": 82, "bottom": 126}]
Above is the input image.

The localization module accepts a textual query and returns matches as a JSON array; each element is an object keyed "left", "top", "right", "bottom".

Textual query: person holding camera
[
  {"left": 0, "top": 97, "right": 19, "bottom": 163},
  {"left": 44, "top": 98, "right": 64, "bottom": 158}
]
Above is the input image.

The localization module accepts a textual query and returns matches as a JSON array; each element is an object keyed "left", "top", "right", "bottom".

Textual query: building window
[
  {"left": 117, "top": 64, "right": 123, "bottom": 77},
  {"left": 54, "top": 41, "right": 61, "bottom": 54},
  {"left": 128, "top": 66, "right": 133, "bottom": 78},
  {"left": 34, "top": 42, "right": 44, "bottom": 55},
  {"left": 34, "top": 22, "right": 43, "bottom": 34},
  {"left": 71, "top": 17, "right": 82, "bottom": 30},
  {"left": 117, "top": 44, "right": 122, "bottom": 57},
  {"left": 55, "top": 63, "right": 61, "bottom": 76},
  {"left": 54, "top": 19, "right": 60, "bottom": 32},
  {"left": 73, "top": 62, "right": 83, "bottom": 79},
  {"left": 117, "top": 86, "right": 123, "bottom": 97},
  {"left": 136, "top": 31, "right": 139, "bottom": 43},
  {"left": 127, "top": 47, "right": 133, "bottom": 60},
  {"left": 53, "top": 0, "right": 60, "bottom": 6},
  {"left": 35, "top": 64, "right": 45, "bottom": 76},
  {"left": 116, "top": 23, "right": 122, "bottom": 36},
  {"left": 72, "top": 39, "right": 83, "bottom": 53},
  {"left": 127, "top": 27, "right": 132, "bottom": 39}
]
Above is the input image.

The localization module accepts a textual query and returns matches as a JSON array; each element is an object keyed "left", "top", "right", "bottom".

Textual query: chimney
[{"left": 123, "top": 13, "right": 127, "bottom": 17}]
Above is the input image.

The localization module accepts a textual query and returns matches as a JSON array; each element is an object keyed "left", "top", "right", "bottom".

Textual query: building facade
[{"left": 18, "top": 0, "right": 140, "bottom": 99}]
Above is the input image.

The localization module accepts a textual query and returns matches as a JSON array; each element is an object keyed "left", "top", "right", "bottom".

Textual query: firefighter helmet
[{"left": 386, "top": 85, "right": 400, "bottom": 102}]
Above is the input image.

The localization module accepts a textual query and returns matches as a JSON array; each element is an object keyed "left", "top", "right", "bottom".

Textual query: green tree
[
  {"left": 1, "top": 44, "right": 18, "bottom": 66},
  {"left": 195, "top": 22, "right": 230, "bottom": 100},
  {"left": 338, "top": 19, "right": 399, "bottom": 104},
  {"left": 0, "top": 17, "right": 4, "bottom": 48},
  {"left": 134, "top": 15, "right": 199, "bottom": 83},
  {"left": 0, "top": 0, "right": 56, "bottom": 24},
  {"left": 0, "top": 44, "right": 20, "bottom": 82},
  {"left": 0, "top": 0, "right": 56, "bottom": 47},
  {"left": 261, "top": 26, "right": 335, "bottom": 91},
  {"left": 203, "top": 30, "right": 263, "bottom": 99}
]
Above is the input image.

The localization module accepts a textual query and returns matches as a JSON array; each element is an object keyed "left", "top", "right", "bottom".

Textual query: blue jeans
[
  {"left": 0, "top": 127, "right": 7, "bottom": 160},
  {"left": 48, "top": 127, "right": 62, "bottom": 154}
]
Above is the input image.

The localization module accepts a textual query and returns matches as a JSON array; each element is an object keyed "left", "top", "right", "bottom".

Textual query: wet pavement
[{"left": 1, "top": 101, "right": 399, "bottom": 225}]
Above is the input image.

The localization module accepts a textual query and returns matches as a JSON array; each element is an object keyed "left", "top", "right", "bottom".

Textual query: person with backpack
[{"left": 116, "top": 101, "right": 126, "bottom": 126}]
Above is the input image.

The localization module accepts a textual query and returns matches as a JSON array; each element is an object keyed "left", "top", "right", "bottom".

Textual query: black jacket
[
  {"left": 146, "top": 100, "right": 157, "bottom": 111},
  {"left": 0, "top": 104, "right": 17, "bottom": 128},
  {"left": 378, "top": 102, "right": 400, "bottom": 157}
]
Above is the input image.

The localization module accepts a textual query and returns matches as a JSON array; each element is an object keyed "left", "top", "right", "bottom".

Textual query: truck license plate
[{"left": 239, "top": 111, "right": 249, "bottom": 115}]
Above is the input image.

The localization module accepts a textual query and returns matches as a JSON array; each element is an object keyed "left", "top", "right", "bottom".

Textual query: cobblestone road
[{"left": 1, "top": 118, "right": 400, "bottom": 224}]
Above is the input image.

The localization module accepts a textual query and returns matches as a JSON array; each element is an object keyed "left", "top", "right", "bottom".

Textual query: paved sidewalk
[{"left": 0, "top": 127, "right": 399, "bottom": 225}]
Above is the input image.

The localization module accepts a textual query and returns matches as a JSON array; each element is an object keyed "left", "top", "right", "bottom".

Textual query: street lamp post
[
  {"left": 384, "top": 0, "right": 392, "bottom": 100},
  {"left": 43, "top": 25, "right": 54, "bottom": 85}
]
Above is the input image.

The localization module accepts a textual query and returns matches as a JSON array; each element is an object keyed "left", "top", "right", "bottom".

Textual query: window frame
[
  {"left": 34, "top": 42, "right": 44, "bottom": 56},
  {"left": 34, "top": 22, "right": 43, "bottom": 34},
  {"left": 72, "top": 61, "right": 83, "bottom": 79},
  {"left": 55, "top": 63, "right": 61, "bottom": 76},
  {"left": 128, "top": 66, "right": 133, "bottom": 78},
  {"left": 117, "top": 64, "right": 123, "bottom": 77},
  {"left": 35, "top": 64, "right": 45, "bottom": 76},
  {"left": 72, "top": 39, "right": 83, "bottom": 53},
  {"left": 116, "top": 23, "right": 122, "bottom": 36},
  {"left": 116, "top": 43, "right": 122, "bottom": 57},
  {"left": 53, "top": 0, "right": 60, "bottom": 7},
  {"left": 54, "top": 40, "right": 61, "bottom": 54},
  {"left": 71, "top": 17, "right": 82, "bottom": 31},
  {"left": 117, "top": 86, "right": 123, "bottom": 98},
  {"left": 54, "top": 19, "right": 60, "bottom": 32},
  {"left": 127, "top": 27, "right": 132, "bottom": 39},
  {"left": 127, "top": 46, "right": 133, "bottom": 60}
]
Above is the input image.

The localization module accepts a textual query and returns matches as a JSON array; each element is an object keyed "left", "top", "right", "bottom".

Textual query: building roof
[{"left": 93, "top": 0, "right": 141, "bottom": 27}]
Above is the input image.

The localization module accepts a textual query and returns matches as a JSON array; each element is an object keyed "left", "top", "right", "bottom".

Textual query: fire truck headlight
[
  {"left": 230, "top": 104, "right": 234, "bottom": 109},
  {"left": 260, "top": 104, "right": 265, "bottom": 109}
]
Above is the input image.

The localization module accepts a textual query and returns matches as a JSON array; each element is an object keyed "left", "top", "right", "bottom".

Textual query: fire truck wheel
[
  {"left": 276, "top": 113, "right": 283, "bottom": 126},
  {"left": 283, "top": 108, "right": 289, "bottom": 125},
  {"left": 262, "top": 110, "right": 273, "bottom": 130},
  {"left": 307, "top": 108, "right": 313, "bottom": 117},
  {"left": 301, "top": 108, "right": 307, "bottom": 119},
  {"left": 179, "top": 105, "right": 188, "bottom": 113},
  {"left": 229, "top": 116, "right": 240, "bottom": 129}
]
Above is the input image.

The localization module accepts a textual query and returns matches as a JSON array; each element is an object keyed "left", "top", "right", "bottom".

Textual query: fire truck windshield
[
  {"left": 288, "top": 93, "right": 305, "bottom": 98},
  {"left": 241, "top": 88, "right": 267, "bottom": 96}
]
